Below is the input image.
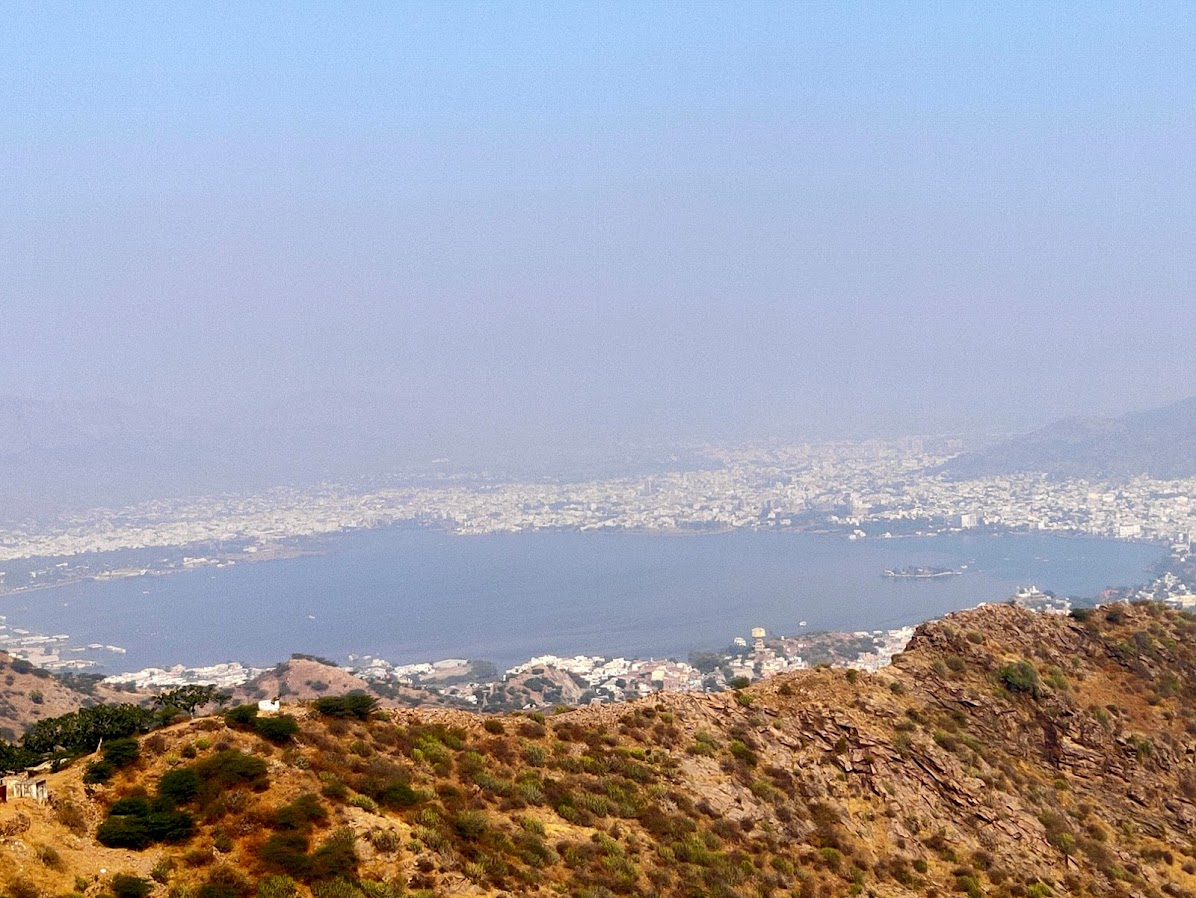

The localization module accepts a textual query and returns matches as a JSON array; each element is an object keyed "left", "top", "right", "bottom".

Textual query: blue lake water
[{"left": 0, "top": 529, "right": 1164, "bottom": 673}]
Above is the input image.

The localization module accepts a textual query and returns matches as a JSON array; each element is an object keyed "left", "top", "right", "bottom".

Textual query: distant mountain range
[{"left": 942, "top": 395, "right": 1196, "bottom": 481}]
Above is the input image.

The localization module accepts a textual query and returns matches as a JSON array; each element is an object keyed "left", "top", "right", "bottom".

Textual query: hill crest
[{"left": 4, "top": 601, "right": 1196, "bottom": 897}]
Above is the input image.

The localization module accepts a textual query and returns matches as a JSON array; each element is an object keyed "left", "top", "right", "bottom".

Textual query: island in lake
[{"left": 882, "top": 565, "right": 963, "bottom": 579}]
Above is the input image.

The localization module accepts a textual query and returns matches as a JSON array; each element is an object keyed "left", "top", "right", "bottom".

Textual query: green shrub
[
  {"left": 159, "top": 767, "right": 201, "bottom": 804},
  {"left": 198, "top": 864, "right": 253, "bottom": 898},
  {"left": 259, "top": 831, "right": 311, "bottom": 877},
  {"left": 35, "top": 843, "right": 64, "bottom": 871},
  {"left": 98, "top": 793, "right": 195, "bottom": 850},
  {"left": 255, "top": 715, "right": 300, "bottom": 744},
  {"left": 275, "top": 793, "right": 328, "bottom": 830},
  {"left": 378, "top": 780, "right": 420, "bottom": 809},
  {"left": 727, "top": 740, "right": 757, "bottom": 767},
  {"left": 111, "top": 795, "right": 153, "bottom": 816},
  {"left": 818, "top": 847, "right": 842, "bottom": 871},
  {"left": 686, "top": 738, "right": 716, "bottom": 757},
  {"left": 103, "top": 736, "right": 140, "bottom": 766},
  {"left": 151, "top": 855, "right": 174, "bottom": 884},
  {"left": 257, "top": 875, "right": 298, "bottom": 898},
  {"left": 194, "top": 750, "right": 269, "bottom": 794},
  {"left": 310, "top": 880, "right": 363, "bottom": 898},
  {"left": 3, "top": 877, "right": 38, "bottom": 898},
  {"left": 83, "top": 759, "right": 116, "bottom": 784},
  {"left": 212, "top": 828, "right": 234, "bottom": 853},
  {"left": 309, "top": 828, "right": 358, "bottom": 881},
  {"left": 224, "top": 704, "right": 259, "bottom": 728},
  {"left": 314, "top": 694, "right": 377, "bottom": 720},
  {"left": 454, "top": 810, "right": 488, "bottom": 840},
  {"left": 97, "top": 815, "right": 152, "bottom": 850},
  {"left": 144, "top": 807, "right": 197, "bottom": 843},
  {"left": 111, "top": 874, "right": 154, "bottom": 898},
  {"left": 998, "top": 661, "right": 1042, "bottom": 698}
]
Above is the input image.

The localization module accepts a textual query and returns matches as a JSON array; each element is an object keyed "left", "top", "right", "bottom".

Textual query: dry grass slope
[{"left": 2, "top": 602, "right": 1196, "bottom": 898}]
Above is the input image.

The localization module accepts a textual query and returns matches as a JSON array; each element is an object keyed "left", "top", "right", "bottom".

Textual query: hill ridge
[
  {"left": 4, "top": 601, "right": 1196, "bottom": 897},
  {"left": 943, "top": 394, "right": 1196, "bottom": 480}
]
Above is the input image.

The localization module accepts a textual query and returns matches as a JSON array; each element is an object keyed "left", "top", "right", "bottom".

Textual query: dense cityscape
[
  {"left": 0, "top": 437, "right": 1192, "bottom": 706},
  {"left": 1, "top": 437, "right": 1194, "bottom": 572},
  {"left": 94, "top": 620, "right": 920, "bottom": 711}
]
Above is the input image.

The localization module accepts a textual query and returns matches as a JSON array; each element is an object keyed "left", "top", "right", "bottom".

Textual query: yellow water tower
[{"left": 751, "top": 627, "right": 766, "bottom": 653}]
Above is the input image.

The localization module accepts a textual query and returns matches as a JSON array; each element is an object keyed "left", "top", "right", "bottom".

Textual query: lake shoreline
[{"left": 0, "top": 529, "right": 1162, "bottom": 678}]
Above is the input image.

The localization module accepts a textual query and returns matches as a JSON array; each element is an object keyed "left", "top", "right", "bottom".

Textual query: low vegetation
[{"left": 4, "top": 602, "right": 1196, "bottom": 898}]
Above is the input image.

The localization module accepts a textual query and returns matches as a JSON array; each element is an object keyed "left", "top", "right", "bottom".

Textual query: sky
[{"left": 2, "top": 2, "right": 1194, "bottom": 449}]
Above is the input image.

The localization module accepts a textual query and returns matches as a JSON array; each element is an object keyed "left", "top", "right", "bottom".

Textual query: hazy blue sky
[{"left": 2, "top": 2, "right": 1193, "bottom": 444}]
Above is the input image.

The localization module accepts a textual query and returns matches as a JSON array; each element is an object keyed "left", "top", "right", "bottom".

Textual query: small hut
[{"left": 1, "top": 774, "right": 48, "bottom": 804}]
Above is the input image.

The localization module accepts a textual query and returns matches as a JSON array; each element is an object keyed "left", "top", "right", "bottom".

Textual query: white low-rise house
[{"left": 2, "top": 773, "right": 48, "bottom": 804}]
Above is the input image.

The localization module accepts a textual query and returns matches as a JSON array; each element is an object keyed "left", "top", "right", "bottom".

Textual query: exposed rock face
[{"left": 6, "top": 602, "right": 1196, "bottom": 898}]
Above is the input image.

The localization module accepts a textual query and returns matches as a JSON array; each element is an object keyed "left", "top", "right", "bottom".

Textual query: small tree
[{"left": 154, "top": 685, "right": 226, "bottom": 717}]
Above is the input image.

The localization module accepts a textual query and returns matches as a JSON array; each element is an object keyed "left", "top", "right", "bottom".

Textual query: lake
[{"left": 0, "top": 529, "right": 1164, "bottom": 673}]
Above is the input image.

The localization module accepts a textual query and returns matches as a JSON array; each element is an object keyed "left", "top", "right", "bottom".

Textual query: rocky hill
[
  {"left": 235, "top": 656, "right": 463, "bottom": 711},
  {"left": 0, "top": 652, "right": 140, "bottom": 741},
  {"left": 236, "top": 656, "right": 385, "bottom": 705},
  {"left": 942, "top": 395, "right": 1196, "bottom": 481},
  {"left": 4, "top": 602, "right": 1196, "bottom": 897}
]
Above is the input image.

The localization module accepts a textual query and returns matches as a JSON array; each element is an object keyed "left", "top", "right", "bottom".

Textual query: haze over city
[{"left": 2, "top": 1, "right": 1192, "bottom": 467}]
